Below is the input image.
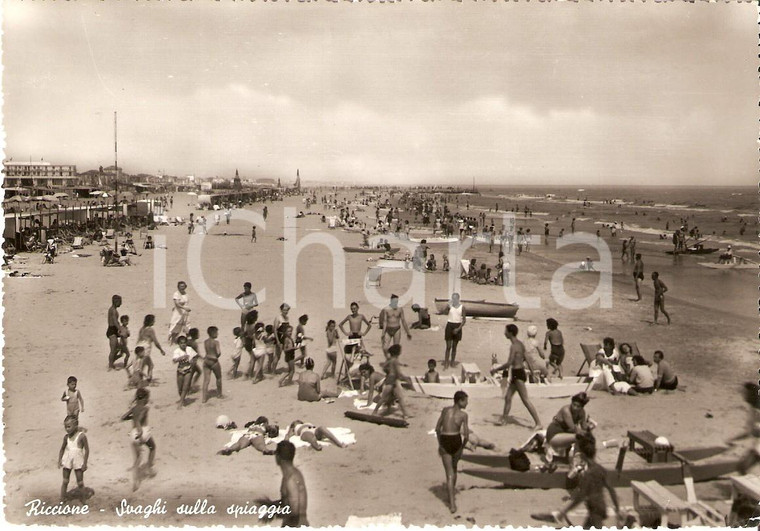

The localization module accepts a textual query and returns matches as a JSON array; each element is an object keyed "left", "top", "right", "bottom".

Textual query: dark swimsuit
[
  {"left": 510, "top": 368, "right": 527, "bottom": 383},
  {"left": 440, "top": 434, "right": 463, "bottom": 456},
  {"left": 549, "top": 344, "right": 565, "bottom": 365}
]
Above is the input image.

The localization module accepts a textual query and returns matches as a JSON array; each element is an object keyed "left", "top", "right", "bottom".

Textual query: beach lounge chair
[
  {"left": 72, "top": 237, "right": 84, "bottom": 250},
  {"left": 631, "top": 480, "right": 725, "bottom": 527},
  {"left": 576, "top": 343, "right": 602, "bottom": 376},
  {"left": 105, "top": 229, "right": 115, "bottom": 239},
  {"left": 365, "top": 267, "right": 382, "bottom": 288}
]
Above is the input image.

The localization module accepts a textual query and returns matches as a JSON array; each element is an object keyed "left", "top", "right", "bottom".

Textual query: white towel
[
  {"left": 270, "top": 428, "right": 356, "bottom": 449},
  {"left": 353, "top": 398, "right": 374, "bottom": 411},
  {"left": 339, "top": 390, "right": 360, "bottom": 398}
]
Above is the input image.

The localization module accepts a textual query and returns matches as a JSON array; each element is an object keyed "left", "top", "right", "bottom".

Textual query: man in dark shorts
[
  {"left": 107, "top": 294, "right": 123, "bottom": 370},
  {"left": 632, "top": 254, "right": 644, "bottom": 301},
  {"left": 435, "top": 391, "right": 469, "bottom": 514},
  {"left": 651, "top": 271, "right": 671, "bottom": 325}
]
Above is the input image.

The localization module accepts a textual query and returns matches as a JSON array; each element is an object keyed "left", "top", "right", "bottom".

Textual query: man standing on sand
[
  {"left": 274, "top": 441, "right": 308, "bottom": 527},
  {"left": 107, "top": 294, "right": 123, "bottom": 370},
  {"left": 379, "top": 294, "right": 412, "bottom": 349},
  {"left": 435, "top": 391, "right": 470, "bottom": 514},
  {"left": 633, "top": 254, "right": 644, "bottom": 301},
  {"left": 651, "top": 271, "right": 671, "bottom": 325},
  {"left": 443, "top": 293, "right": 466, "bottom": 370}
]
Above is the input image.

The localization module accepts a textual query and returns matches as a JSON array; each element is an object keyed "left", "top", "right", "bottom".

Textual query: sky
[{"left": 2, "top": 1, "right": 757, "bottom": 186}]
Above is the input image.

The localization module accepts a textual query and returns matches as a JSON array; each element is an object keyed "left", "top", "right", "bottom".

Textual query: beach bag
[{"left": 508, "top": 449, "right": 530, "bottom": 472}]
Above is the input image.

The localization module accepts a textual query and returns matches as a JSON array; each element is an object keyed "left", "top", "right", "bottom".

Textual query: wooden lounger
[
  {"left": 576, "top": 343, "right": 602, "bottom": 376},
  {"left": 72, "top": 237, "right": 84, "bottom": 250}
]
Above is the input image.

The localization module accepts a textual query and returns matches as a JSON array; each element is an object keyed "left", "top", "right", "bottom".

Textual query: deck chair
[
  {"left": 577, "top": 343, "right": 602, "bottom": 376},
  {"left": 365, "top": 267, "right": 382, "bottom": 288},
  {"left": 460, "top": 259, "right": 471, "bottom": 279},
  {"left": 105, "top": 229, "right": 115, "bottom": 239},
  {"left": 72, "top": 237, "right": 84, "bottom": 250}
]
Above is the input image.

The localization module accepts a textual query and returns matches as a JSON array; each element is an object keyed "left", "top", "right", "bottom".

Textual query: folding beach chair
[
  {"left": 105, "top": 229, "right": 115, "bottom": 239},
  {"left": 576, "top": 343, "right": 602, "bottom": 376},
  {"left": 72, "top": 237, "right": 84, "bottom": 250},
  {"left": 337, "top": 338, "right": 363, "bottom": 390},
  {"left": 365, "top": 267, "right": 382, "bottom": 288},
  {"left": 460, "top": 259, "right": 471, "bottom": 279}
]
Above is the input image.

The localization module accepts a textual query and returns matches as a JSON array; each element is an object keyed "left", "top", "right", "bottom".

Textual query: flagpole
[{"left": 114, "top": 111, "right": 118, "bottom": 251}]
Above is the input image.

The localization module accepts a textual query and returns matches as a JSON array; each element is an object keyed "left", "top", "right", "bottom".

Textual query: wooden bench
[
  {"left": 729, "top": 474, "right": 760, "bottom": 526},
  {"left": 632, "top": 480, "right": 725, "bottom": 527},
  {"left": 627, "top": 430, "right": 673, "bottom": 463}
]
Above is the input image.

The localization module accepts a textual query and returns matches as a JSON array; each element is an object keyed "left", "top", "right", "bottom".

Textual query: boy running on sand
[
  {"left": 202, "top": 326, "right": 224, "bottom": 403},
  {"left": 58, "top": 416, "right": 89, "bottom": 501},
  {"left": 436, "top": 391, "right": 469, "bottom": 513},
  {"left": 121, "top": 388, "right": 156, "bottom": 491},
  {"left": 373, "top": 344, "right": 412, "bottom": 419},
  {"left": 61, "top": 376, "right": 85, "bottom": 420},
  {"left": 544, "top": 318, "right": 565, "bottom": 379}
]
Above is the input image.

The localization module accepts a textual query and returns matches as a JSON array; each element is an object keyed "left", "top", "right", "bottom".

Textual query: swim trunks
[
  {"left": 284, "top": 349, "right": 296, "bottom": 363},
  {"left": 203, "top": 358, "right": 220, "bottom": 369},
  {"left": 106, "top": 325, "right": 119, "bottom": 338},
  {"left": 439, "top": 434, "right": 463, "bottom": 456},
  {"left": 510, "top": 368, "right": 527, "bottom": 383},
  {"left": 384, "top": 326, "right": 401, "bottom": 337},
  {"left": 444, "top": 322, "right": 462, "bottom": 341},
  {"left": 659, "top": 376, "right": 678, "bottom": 391},
  {"left": 549, "top": 344, "right": 565, "bottom": 365}
]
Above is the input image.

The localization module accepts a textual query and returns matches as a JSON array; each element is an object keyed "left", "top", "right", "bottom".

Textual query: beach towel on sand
[
  {"left": 224, "top": 427, "right": 356, "bottom": 450},
  {"left": 353, "top": 398, "right": 375, "bottom": 411}
]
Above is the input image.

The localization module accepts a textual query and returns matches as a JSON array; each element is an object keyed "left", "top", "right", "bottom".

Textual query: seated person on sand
[
  {"left": 590, "top": 337, "right": 624, "bottom": 391},
  {"left": 285, "top": 420, "right": 347, "bottom": 450},
  {"left": 618, "top": 343, "right": 635, "bottom": 379},
  {"left": 410, "top": 304, "right": 431, "bottom": 330},
  {"left": 217, "top": 417, "right": 279, "bottom": 456},
  {"left": 442, "top": 254, "right": 450, "bottom": 272},
  {"left": 628, "top": 355, "right": 655, "bottom": 394},
  {"left": 297, "top": 358, "right": 321, "bottom": 403},
  {"left": 475, "top": 263, "right": 490, "bottom": 284},
  {"left": 542, "top": 392, "right": 595, "bottom": 471},
  {"left": 653, "top": 350, "right": 678, "bottom": 391},
  {"left": 423, "top": 359, "right": 441, "bottom": 383},
  {"left": 426, "top": 254, "right": 437, "bottom": 271},
  {"left": 358, "top": 363, "right": 385, "bottom": 407},
  {"left": 464, "top": 432, "right": 496, "bottom": 452}
]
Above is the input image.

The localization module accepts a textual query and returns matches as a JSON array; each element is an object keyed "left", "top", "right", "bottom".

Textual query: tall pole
[{"left": 114, "top": 111, "right": 118, "bottom": 250}]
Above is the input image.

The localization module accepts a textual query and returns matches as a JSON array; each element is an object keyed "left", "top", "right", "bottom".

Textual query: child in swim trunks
[
  {"left": 121, "top": 387, "right": 155, "bottom": 491},
  {"left": 544, "top": 318, "right": 565, "bottom": 379},
  {"left": 322, "top": 320, "right": 340, "bottom": 379},
  {"left": 126, "top": 346, "right": 148, "bottom": 389},
  {"left": 202, "top": 326, "right": 223, "bottom": 403},
  {"left": 117, "top": 315, "right": 131, "bottom": 369},
  {"left": 58, "top": 415, "right": 89, "bottom": 501},
  {"left": 263, "top": 325, "right": 276, "bottom": 375},
  {"left": 61, "top": 376, "right": 85, "bottom": 420},
  {"left": 295, "top": 314, "right": 313, "bottom": 367},
  {"left": 230, "top": 327, "right": 243, "bottom": 379},
  {"left": 423, "top": 359, "right": 440, "bottom": 383},
  {"left": 278, "top": 325, "right": 298, "bottom": 387}
]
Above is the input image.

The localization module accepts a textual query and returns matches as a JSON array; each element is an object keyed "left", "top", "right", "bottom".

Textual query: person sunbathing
[
  {"left": 285, "top": 420, "right": 347, "bottom": 450},
  {"left": 217, "top": 418, "right": 279, "bottom": 456}
]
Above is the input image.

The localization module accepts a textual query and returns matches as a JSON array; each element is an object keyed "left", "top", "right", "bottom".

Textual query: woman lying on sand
[
  {"left": 285, "top": 420, "right": 347, "bottom": 450},
  {"left": 217, "top": 417, "right": 279, "bottom": 456}
]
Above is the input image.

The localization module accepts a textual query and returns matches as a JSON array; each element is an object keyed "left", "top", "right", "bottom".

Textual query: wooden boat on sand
[
  {"left": 409, "top": 374, "right": 594, "bottom": 400},
  {"left": 462, "top": 430, "right": 740, "bottom": 489},
  {"left": 343, "top": 246, "right": 400, "bottom": 254},
  {"left": 434, "top": 298, "right": 518, "bottom": 319}
]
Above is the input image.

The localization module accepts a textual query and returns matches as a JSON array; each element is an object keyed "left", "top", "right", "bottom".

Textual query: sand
[{"left": 2, "top": 190, "right": 756, "bottom": 527}]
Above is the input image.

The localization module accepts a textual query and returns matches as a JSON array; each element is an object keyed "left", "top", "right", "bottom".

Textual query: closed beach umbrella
[{"left": 41, "top": 195, "right": 58, "bottom": 202}]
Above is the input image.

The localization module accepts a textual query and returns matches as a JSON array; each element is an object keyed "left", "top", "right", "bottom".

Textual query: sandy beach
[{"left": 3, "top": 189, "right": 756, "bottom": 526}]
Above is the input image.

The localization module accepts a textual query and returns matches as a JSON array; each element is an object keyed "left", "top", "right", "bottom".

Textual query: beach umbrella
[
  {"left": 41, "top": 195, "right": 58, "bottom": 202},
  {"left": 53, "top": 192, "right": 69, "bottom": 198}
]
